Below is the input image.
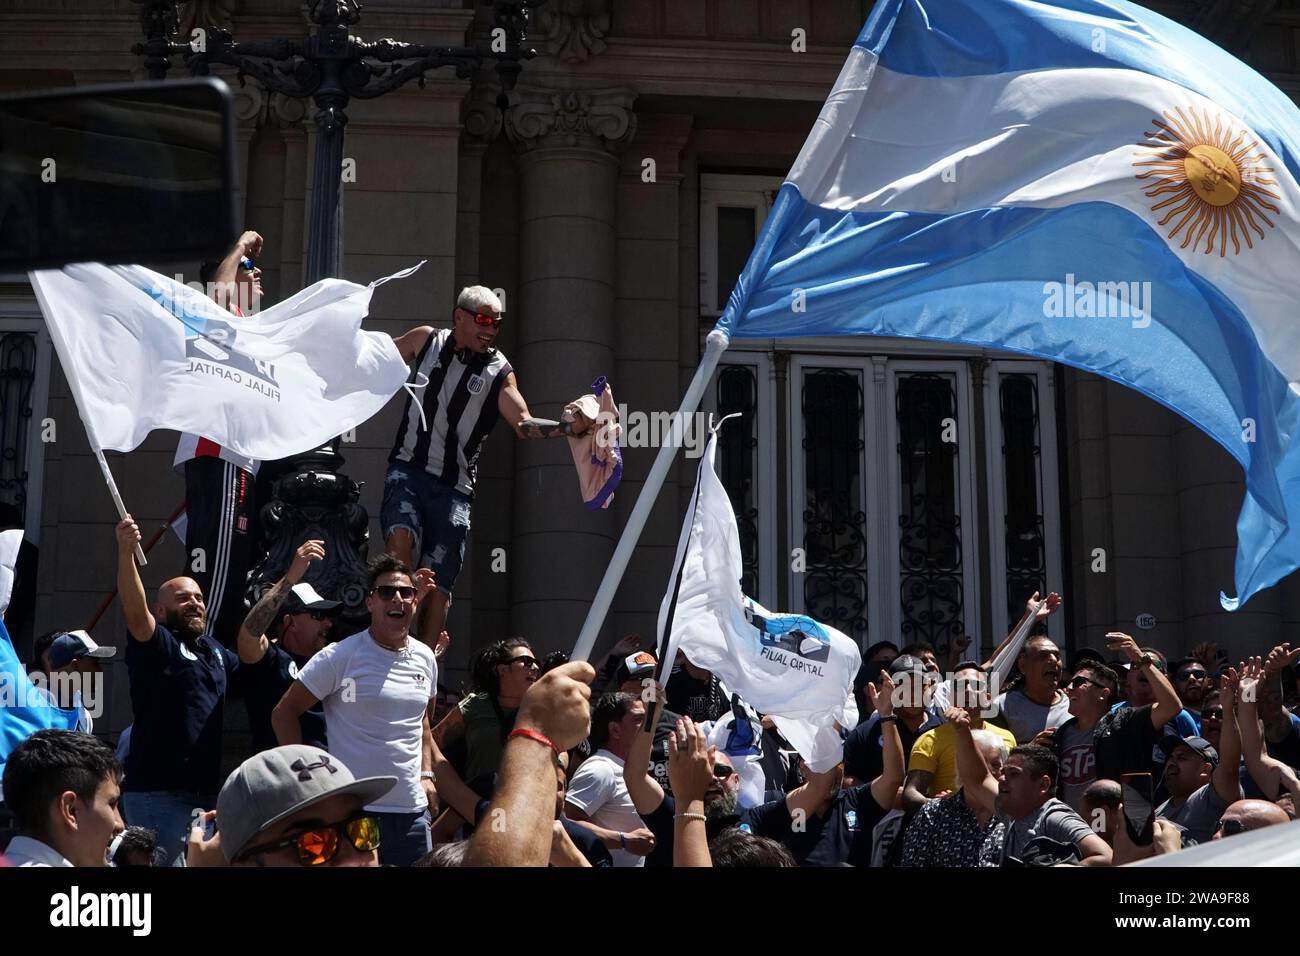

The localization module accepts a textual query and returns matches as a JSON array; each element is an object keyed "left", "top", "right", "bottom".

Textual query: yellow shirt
[{"left": 907, "top": 722, "right": 1017, "bottom": 795}]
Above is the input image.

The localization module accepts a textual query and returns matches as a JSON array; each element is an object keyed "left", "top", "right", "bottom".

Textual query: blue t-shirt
[
  {"left": 843, "top": 711, "right": 943, "bottom": 785},
  {"left": 124, "top": 623, "right": 240, "bottom": 795}
]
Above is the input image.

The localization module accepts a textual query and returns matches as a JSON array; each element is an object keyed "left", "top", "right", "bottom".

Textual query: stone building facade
[{"left": 1, "top": 0, "right": 1299, "bottom": 749}]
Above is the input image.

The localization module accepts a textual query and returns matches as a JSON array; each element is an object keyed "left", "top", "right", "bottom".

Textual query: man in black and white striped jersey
[{"left": 384, "top": 285, "right": 566, "bottom": 650}]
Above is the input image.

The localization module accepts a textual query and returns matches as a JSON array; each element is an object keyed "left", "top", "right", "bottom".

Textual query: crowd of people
[
  {"left": 2, "top": 569, "right": 1297, "bottom": 867},
  {"left": 1, "top": 231, "right": 1297, "bottom": 869}
]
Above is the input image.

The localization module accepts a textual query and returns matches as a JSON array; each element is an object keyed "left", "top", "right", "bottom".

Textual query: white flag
[
  {"left": 29, "top": 262, "right": 415, "bottom": 459},
  {"left": 658, "top": 425, "right": 861, "bottom": 772},
  {"left": 0, "top": 528, "right": 22, "bottom": 617}
]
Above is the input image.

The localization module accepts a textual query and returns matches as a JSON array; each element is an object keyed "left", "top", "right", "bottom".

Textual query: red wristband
[{"left": 508, "top": 727, "right": 560, "bottom": 757}]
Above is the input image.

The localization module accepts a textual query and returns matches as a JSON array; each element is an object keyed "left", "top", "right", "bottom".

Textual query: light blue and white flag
[
  {"left": 716, "top": 0, "right": 1300, "bottom": 610},
  {"left": 658, "top": 428, "right": 860, "bottom": 772}
]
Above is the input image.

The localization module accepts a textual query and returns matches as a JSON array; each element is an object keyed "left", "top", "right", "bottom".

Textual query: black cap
[
  {"left": 283, "top": 582, "right": 341, "bottom": 615},
  {"left": 1158, "top": 735, "right": 1219, "bottom": 766},
  {"left": 889, "top": 654, "right": 927, "bottom": 678}
]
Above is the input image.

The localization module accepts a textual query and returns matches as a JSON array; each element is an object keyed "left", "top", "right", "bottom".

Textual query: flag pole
[
  {"left": 85, "top": 500, "right": 185, "bottom": 630},
  {"left": 28, "top": 271, "right": 147, "bottom": 567},
  {"left": 571, "top": 328, "right": 730, "bottom": 662}
]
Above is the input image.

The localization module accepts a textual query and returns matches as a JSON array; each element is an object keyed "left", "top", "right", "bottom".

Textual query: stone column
[
  {"left": 609, "top": 113, "right": 693, "bottom": 641},
  {"left": 453, "top": 78, "right": 511, "bottom": 673},
  {"left": 1061, "top": 368, "right": 1117, "bottom": 649},
  {"left": 503, "top": 86, "right": 636, "bottom": 653}
]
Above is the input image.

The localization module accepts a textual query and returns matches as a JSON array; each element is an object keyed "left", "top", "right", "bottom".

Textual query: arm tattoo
[{"left": 242, "top": 578, "right": 293, "bottom": 639}]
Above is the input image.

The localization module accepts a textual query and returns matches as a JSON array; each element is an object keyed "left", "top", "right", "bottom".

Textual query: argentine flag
[{"left": 716, "top": 0, "right": 1300, "bottom": 611}]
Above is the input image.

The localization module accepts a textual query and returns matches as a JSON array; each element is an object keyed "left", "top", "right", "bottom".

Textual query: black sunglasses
[
  {"left": 1179, "top": 669, "right": 1208, "bottom": 680},
  {"left": 1201, "top": 708, "right": 1224, "bottom": 720},
  {"left": 237, "top": 812, "right": 381, "bottom": 866},
  {"left": 1068, "top": 675, "right": 1101, "bottom": 689},
  {"left": 1215, "top": 818, "right": 1248, "bottom": 837},
  {"left": 508, "top": 655, "right": 539, "bottom": 669},
  {"left": 712, "top": 764, "right": 736, "bottom": 779},
  {"left": 371, "top": 585, "right": 417, "bottom": 601}
]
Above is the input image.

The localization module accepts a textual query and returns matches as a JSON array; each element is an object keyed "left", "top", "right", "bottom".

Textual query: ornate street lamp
[{"left": 131, "top": 0, "right": 540, "bottom": 625}]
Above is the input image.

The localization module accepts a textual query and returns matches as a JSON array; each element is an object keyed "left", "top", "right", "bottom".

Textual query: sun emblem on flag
[{"left": 1133, "top": 106, "right": 1281, "bottom": 256}]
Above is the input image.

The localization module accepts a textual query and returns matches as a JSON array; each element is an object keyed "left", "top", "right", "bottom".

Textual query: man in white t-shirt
[
  {"left": 564, "top": 692, "right": 657, "bottom": 867},
  {"left": 271, "top": 555, "right": 438, "bottom": 866},
  {"left": 990, "top": 635, "right": 1071, "bottom": 742}
]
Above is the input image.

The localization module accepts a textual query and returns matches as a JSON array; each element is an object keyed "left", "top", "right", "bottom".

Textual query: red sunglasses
[{"left": 459, "top": 307, "right": 502, "bottom": 329}]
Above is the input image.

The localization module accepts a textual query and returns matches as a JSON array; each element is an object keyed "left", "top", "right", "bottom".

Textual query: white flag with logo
[
  {"left": 28, "top": 262, "right": 416, "bottom": 459},
  {"left": 658, "top": 425, "right": 860, "bottom": 772}
]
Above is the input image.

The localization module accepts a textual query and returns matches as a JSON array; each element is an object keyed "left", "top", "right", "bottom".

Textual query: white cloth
[
  {"left": 4, "top": 835, "right": 72, "bottom": 867},
  {"left": 28, "top": 262, "right": 418, "bottom": 460},
  {"left": 296, "top": 630, "right": 436, "bottom": 814},
  {"left": 0, "top": 528, "right": 21, "bottom": 616},
  {"left": 658, "top": 428, "right": 860, "bottom": 772},
  {"left": 564, "top": 750, "right": 646, "bottom": 868}
]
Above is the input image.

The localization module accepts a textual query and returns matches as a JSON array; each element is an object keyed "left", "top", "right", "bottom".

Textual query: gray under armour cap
[{"left": 216, "top": 745, "right": 396, "bottom": 862}]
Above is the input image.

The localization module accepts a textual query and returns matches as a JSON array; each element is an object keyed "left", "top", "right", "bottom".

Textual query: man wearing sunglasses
[
  {"left": 1172, "top": 658, "right": 1212, "bottom": 733},
  {"left": 205, "top": 744, "right": 395, "bottom": 867},
  {"left": 1210, "top": 798, "right": 1290, "bottom": 841},
  {"left": 623, "top": 683, "right": 741, "bottom": 867},
  {"left": 1040, "top": 662, "right": 1119, "bottom": 812},
  {"left": 384, "top": 285, "right": 567, "bottom": 650},
  {"left": 237, "top": 539, "right": 339, "bottom": 754},
  {"left": 271, "top": 555, "right": 441, "bottom": 865}
]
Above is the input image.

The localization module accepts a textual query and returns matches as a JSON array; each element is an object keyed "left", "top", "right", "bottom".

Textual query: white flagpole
[
  {"left": 29, "top": 271, "right": 148, "bottom": 567},
  {"left": 570, "top": 328, "right": 730, "bottom": 662}
]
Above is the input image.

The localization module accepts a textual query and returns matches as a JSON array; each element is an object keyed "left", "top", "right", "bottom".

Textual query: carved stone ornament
[
  {"left": 504, "top": 87, "right": 636, "bottom": 153},
  {"left": 246, "top": 468, "right": 372, "bottom": 629},
  {"left": 532, "top": 0, "right": 610, "bottom": 63},
  {"left": 231, "top": 82, "right": 265, "bottom": 124},
  {"left": 270, "top": 90, "right": 309, "bottom": 128},
  {"left": 462, "top": 72, "right": 504, "bottom": 146}
]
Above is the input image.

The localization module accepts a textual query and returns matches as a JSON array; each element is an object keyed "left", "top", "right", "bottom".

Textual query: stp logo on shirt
[
  {"left": 845, "top": 810, "right": 858, "bottom": 830},
  {"left": 467, "top": 374, "right": 485, "bottom": 394}
]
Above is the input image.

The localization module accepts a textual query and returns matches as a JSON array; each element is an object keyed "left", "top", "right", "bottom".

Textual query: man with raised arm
[
  {"left": 384, "top": 286, "right": 568, "bottom": 650},
  {"left": 237, "top": 539, "right": 338, "bottom": 753},
  {"left": 114, "top": 515, "right": 243, "bottom": 866}
]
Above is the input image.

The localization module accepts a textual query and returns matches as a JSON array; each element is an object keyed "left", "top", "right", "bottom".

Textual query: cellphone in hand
[{"left": 1121, "top": 772, "right": 1155, "bottom": 847}]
